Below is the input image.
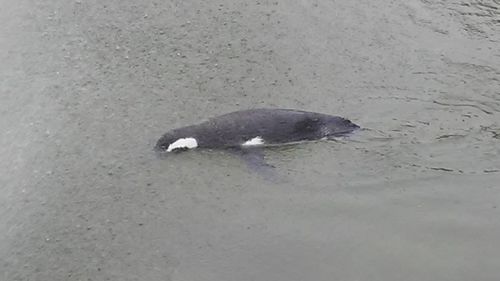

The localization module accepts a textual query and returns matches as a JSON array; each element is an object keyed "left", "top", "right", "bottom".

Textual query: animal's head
[
  {"left": 155, "top": 132, "right": 198, "bottom": 153},
  {"left": 320, "top": 116, "right": 360, "bottom": 138}
]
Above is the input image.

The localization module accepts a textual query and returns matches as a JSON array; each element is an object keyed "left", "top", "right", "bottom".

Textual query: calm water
[{"left": 1, "top": 0, "right": 499, "bottom": 280}]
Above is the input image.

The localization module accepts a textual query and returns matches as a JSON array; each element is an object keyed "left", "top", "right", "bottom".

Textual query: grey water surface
[{"left": 1, "top": 0, "right": 499, "bottom": 280}]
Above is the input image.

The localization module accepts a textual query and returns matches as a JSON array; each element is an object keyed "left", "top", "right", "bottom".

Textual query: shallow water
[{"left": 1, "top": 0, "right": 499, "bottom": 280}]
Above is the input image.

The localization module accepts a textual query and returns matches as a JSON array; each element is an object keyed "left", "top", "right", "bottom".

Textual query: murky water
[{"left": 1, "top": 0, "right": 499, "bottom": 280}]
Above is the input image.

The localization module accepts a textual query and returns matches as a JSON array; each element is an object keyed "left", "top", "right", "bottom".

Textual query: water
[{"left": 1, "top": 0, "right": 499, "bottom": 280}]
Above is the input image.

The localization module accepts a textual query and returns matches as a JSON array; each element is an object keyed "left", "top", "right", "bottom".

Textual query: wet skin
[{"left": 155, "top": 108, "right": 360, "bottom": 152}]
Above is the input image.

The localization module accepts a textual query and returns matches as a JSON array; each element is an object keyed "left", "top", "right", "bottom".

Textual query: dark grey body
[{"left": 155, "top": 108, "right": 359, "bottom": 152}]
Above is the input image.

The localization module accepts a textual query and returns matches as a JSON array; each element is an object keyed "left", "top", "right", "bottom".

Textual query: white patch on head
[
  {"left": 242, "top": 136, "right": 265, "bottom": 147},
  {"left": 167, "top": 137, "right": 198, "bottom": 152}
]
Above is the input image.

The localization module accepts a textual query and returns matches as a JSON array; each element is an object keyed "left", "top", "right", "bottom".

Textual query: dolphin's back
[{"left": 196, "top": 109, "right": 325, "bottom": 147}]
